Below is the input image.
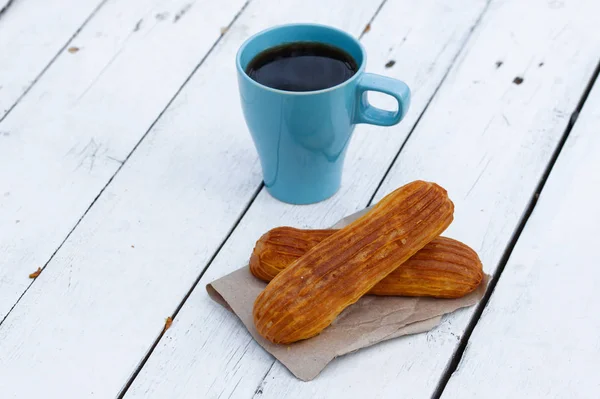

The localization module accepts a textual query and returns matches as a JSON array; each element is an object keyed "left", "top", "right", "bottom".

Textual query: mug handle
[{"left": 355, "top": 73, "right": 411, "bottom": 126}]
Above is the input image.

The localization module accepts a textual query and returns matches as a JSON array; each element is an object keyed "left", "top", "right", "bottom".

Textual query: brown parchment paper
[{"left": 206, "top": 207, "right": 489, "bottom": 381}]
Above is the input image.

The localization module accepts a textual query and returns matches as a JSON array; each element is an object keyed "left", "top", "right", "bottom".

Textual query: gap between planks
[
  {"left": 0, "top": 0, "right": 109, "bottom": 325},
  {"left": 0, "top": 0, "right": 110, "bottom": 124},
  {"left": 0, "top": 0, "right": 14, "bottom": 16},
  {"left": 432, "top": 57, "right": 600, "bottom": 399},
  {"left": 115, "top": 182, "right": 263, "bottom": 398},
  {"left": 367, "top": 0, "right": 493, "bottom": 207},
  {"left": 0, "top": 0, "right": 252, "bottom": 328}
]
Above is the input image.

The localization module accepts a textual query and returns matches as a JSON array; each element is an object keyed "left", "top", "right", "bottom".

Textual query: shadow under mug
[{"left": 236, "top": 23, "right": 411, "bottom": 205}]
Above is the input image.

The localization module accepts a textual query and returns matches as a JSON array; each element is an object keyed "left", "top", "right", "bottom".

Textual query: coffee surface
[{"left": 246, "top": 42, "right": 358, "bottom": 92}]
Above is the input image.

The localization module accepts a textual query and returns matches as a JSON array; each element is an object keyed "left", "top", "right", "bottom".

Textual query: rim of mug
[{"left": 236, "top": 23, "right": 367, "bottom": 96}]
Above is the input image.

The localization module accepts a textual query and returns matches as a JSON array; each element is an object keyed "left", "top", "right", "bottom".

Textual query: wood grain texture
[
  {"left": 125, "top": 0, "right": 489, "bottom": 397},
  {"left": 0, "top": 0, "right": 104, "bottom": 119},
  {"left": 0, "top": 0, "right": 246, "bottom": 321},
  {"left": 440, "top": 77, "right": 600, "bottom": 399},
  {"left": 0, "top": 0, "right": 390, "bottom": 398},
  {"left": 254, "top": 0, "right": 600, "bottom": 398}
]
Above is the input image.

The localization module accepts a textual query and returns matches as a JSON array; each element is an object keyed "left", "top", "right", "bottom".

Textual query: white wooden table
[{"left": 1, "top": 0, "right": 599, "bottom": 397}]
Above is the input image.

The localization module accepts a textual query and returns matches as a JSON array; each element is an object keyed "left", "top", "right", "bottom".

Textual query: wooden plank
[
  {"left": 0, "top": 0, "right": 104, "bottom": 119},
  {"left": 124, "top": 0, "right": 491, "bottom": 397},
  {"left": 0, "top": 0, "right": 247, "bottom": 320},
  {"left": 0, "top": 0, "right": 391, "bottom": 398},
  {"left": 440, "top": 77, "right": 600, "bottom": 399},
  {"left": 243, "top": 0, "right": 600, "bottom": 398}
]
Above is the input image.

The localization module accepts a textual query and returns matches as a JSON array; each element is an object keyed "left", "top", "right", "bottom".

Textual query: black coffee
[{"left": 246, "top": 42, "right": 358, "bottom": 92}]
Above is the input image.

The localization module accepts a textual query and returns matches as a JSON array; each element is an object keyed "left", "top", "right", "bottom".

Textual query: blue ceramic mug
[{"left": 236, "top": 23, "right": 410, "bottom": 204}]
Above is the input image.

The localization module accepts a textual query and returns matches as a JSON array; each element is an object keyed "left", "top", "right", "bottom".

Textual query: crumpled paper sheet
[{"left": 207, "top": 207, "right": 488, "bottom": 381}]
